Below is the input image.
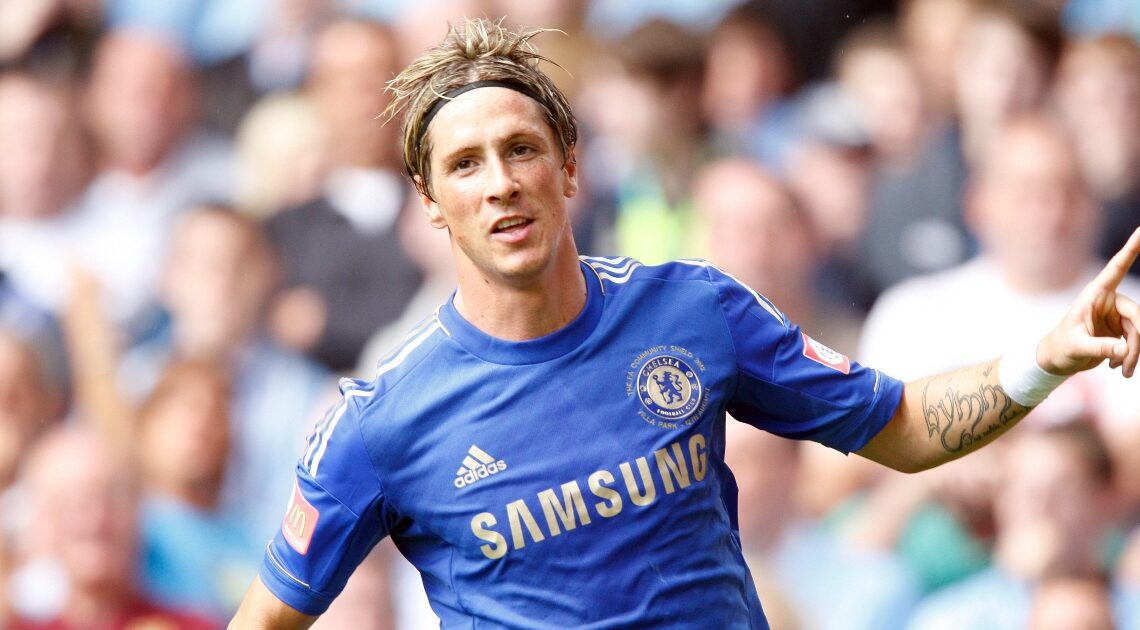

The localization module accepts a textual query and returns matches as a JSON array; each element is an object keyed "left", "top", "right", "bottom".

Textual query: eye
[
  {"left": 453, "top": 158, "right": 475, "bottom": 172},
  {"left": 510, "top": 144, "right": 534, "bottom": 157}
]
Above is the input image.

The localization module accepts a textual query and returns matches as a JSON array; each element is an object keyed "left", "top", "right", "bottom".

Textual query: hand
[{"left": 1038, "top": 227, "right": 1140, "bottom": 377}]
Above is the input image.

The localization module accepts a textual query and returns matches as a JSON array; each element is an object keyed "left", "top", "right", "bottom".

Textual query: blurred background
[{"left": 1, "top": 0, "right": 1139, "bottom": 628}]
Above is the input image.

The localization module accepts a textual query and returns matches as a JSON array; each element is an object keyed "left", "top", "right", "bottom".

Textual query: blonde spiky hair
[{"left": 383, "top": 17, "right": 577, "bottom": 200}]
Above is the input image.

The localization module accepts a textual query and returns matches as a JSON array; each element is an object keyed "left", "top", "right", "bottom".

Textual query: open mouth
[{"left": 492, "top": 217, "right": 533, "bottom": 234}]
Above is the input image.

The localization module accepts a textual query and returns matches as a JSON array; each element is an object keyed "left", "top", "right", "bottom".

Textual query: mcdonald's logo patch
[{"left": 283, "top": 481, "right": 319, "bottom": 555}]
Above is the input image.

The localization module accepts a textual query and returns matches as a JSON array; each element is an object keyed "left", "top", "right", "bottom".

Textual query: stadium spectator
[
  {"left": 193, "top": 0, "right": 336, "bottom": 134},
  {"left": 839, "top": 19, "right": 973, "bottom": 308},
  {"left": 783, "top": 137, "right": 876, "bottom": 311},
  {"left": 898, "top": 0, "right": 977, "bottom": 118},
  {"left": 906, "top": 423, "right": 1129, "bottom": 629},
  {"left": 118, "top": 205, "right": 331, "bottom": 540},
  {"left": 233, "top": 91, "right": 329, "bottom": 221},
  {"left": 0, "top": 328, "right": 62, "bottom": 619},
  {"left": 725, "top": 422, "right": 921, "bottom": 630},
  {"left": 135, "top": 360, "right": 260, "bottom": 622},
  {"left": 265, "top": 18, "right": 422, "bottom": 372},
  {"left": 860, "top": 112, "right": 1140, "bottom": 424},
  {"left": 952, "top": 0, "right": 1062, "bottom": 165},
  {"left": 0, "top": 71, "right": 91, "bottom": 317},
  {"left": 836, "top": 20, "right": 930, "bottom": 163},
  {"left": 575, "top": 18, "right": 708, "bottom": 263},
  {"left": 692, "top": 157, "right": 862, "bottom": 351},
  {"left": 0, "top": 72, "right": 81, "bottom": 418},
  {"left": 851, "top": 0, "right": 1064, "bottom": 305},
  {"left": 700, "top": 3, "right": 798, "bottom": 165},
  {"left": 9, "top": 426, "right": 216, "bottom": 629},
  {"left": 72, "top": 29, "right": 234, "bottom": 335},
  {"left": 1052, "top": 34, "right": 1140, "bottom": 273},
  {"left": 859, "top": 114, "right": 1140, "bottom": 576}
]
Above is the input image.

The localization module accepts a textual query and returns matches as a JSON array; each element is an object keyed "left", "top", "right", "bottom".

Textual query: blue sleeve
[
  {"left": 708, "top": 265, "right": 904, "bottom": 453},
  {"left": 258, "top": 389, "right": 392, "bottom": 615}
]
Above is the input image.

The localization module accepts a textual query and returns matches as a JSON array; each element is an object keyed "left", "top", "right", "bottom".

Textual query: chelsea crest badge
[{"left": 627, "top": 345, "right": 707, "bottom": 429}]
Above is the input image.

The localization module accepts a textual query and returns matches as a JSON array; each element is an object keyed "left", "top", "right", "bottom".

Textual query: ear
[
  {"left": 415, "top": 175, "right": 448, "bottom": 229},
  {"left": 562, "top": 146, "right": 579, "bottom": 199}
]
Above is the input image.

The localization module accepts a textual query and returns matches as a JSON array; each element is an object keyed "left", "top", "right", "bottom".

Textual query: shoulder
[
  {"left": 580, "top": 256, "right": 787, "bottom": 331},
  {"left": 300, "top": 314, "right": 450, "bottom": 479},
  {"left": 579, "top": 255, "right": 716, "bottom": 286},
  {"left": 580, "top": 255, "right": 768, "bottom": 303},
  {"left": 349, "top": 312, "right": 451, "bottom": 410}
]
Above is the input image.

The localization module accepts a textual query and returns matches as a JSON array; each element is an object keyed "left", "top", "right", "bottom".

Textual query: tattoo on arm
[{"left": 921, "top": 371, "right": 1028, "bottom": 453}]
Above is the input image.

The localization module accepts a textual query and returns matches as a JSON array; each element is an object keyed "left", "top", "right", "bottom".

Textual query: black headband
[{"left": 417, "top": 79, "right": 545, "bottom": 143}]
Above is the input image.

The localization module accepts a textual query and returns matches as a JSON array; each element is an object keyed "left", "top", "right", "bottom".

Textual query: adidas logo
[{"left": 454, "top": 445, "right": 507, "bottom": 489}]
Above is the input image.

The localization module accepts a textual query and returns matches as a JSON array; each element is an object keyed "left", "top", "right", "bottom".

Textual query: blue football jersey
[{"left": 259, "top": 258, "right": 904, "bottom": 628}]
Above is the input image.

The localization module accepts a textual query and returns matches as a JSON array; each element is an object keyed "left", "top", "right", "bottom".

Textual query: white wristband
[{"left": 998, "top": 344, "right": 1068, "bottom": 408}]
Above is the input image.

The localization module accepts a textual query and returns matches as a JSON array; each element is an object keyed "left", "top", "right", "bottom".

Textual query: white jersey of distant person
[{"left": 260, "top": 257, "right": 904, "bottom": 628}]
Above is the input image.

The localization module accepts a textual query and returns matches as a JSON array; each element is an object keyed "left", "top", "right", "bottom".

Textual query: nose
[{"left": 485, "top": 156, "right": 520, "bottom": 206}]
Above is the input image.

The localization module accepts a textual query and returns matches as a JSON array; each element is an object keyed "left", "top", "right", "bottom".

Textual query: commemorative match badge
[
  {"left": 627, "top": 345, "right": 707, "bottom": 429},
  {"left": 800, "top": 332, "right": 851, "bottom": 374}
]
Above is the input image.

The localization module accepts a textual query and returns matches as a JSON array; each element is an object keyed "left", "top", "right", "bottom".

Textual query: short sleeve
[
  {"left": 708, "top": 265, "right": 904, "bottom": 453},
  {"left": 258, "top": 390, "right": 391, "bottom": 615}
]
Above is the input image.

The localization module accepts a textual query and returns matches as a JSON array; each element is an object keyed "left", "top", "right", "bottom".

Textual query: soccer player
[{"left": 230, "top": 18, "right": 1140, "bottom": 629}]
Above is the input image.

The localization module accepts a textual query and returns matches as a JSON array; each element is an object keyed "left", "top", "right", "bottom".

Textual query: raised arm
[
  {"left": 229, "top": 577, "right": 318, "bottom": 630},
  {"left": 859, "top": 227, "right": 1140, "bottom": 472}
]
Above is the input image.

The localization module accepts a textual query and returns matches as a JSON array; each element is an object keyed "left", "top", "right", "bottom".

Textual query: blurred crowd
[{"left": 0, "top": 0, "right": 1139, "bottom": 628}]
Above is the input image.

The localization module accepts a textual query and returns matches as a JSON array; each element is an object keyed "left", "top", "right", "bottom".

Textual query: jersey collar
[{"left": 439, "top": 261, "right": 603, "bottom": 365}]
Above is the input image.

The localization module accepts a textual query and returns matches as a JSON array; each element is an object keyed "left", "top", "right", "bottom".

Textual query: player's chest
[{"left": 379, "top": 334, "right": 734, "bottom": 546}]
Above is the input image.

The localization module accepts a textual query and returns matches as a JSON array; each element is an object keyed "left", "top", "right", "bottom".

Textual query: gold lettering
[
  {"left": 470, "top": 513, "right": 508, "bottom": 559},
  {"left": 506, "top": 499, "right": 545, "bottom": 549},
  {"left": 537, "top": 481, "right": 592, "bottom": 536},
  {"left": 589, "top": 470, "right": 623, "bottom": 518},
  {"left": 619, "top": 457, "right": 657, "bottom": 507},
  {"left": 654, "top": 442, "right": 692, "bottom": 494},
  {"left": 689, "top": 434, "right": 708, "bottom": 481}
]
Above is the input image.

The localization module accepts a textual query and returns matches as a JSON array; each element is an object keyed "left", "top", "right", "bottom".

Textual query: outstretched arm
[{"left": 859, "top": 227, "right": 1140, "bottom": 473}]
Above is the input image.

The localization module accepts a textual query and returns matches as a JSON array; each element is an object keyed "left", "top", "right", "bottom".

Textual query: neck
[{"left": 453, "top": 251, "right": 586, "bottom": 342}]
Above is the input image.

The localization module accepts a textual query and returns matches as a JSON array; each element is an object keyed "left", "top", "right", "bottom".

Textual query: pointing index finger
[{"left": 1092, "top": 226, "right": 1140, "bottom": 292}]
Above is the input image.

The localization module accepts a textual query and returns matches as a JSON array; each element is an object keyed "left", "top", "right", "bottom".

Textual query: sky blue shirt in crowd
[{"left": 259, "top": 257, "right": 904, "bottom": 628}]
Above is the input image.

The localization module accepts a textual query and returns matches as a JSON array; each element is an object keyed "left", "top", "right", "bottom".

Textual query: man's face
[
  {"left": 419, "top": 88, "right": 577, "bottom": 287},
  {"left": 140, "top": 373, "right": 231, "bottom": 490},
  {"left": 163, "top": 212, "right": 274, "bottom": 350},
  {"left": 975, "top": 121, "right": 1098, "bottom": 282},
  {"left": 86, "top": 35, "right": 189, "bottom": 173}
]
